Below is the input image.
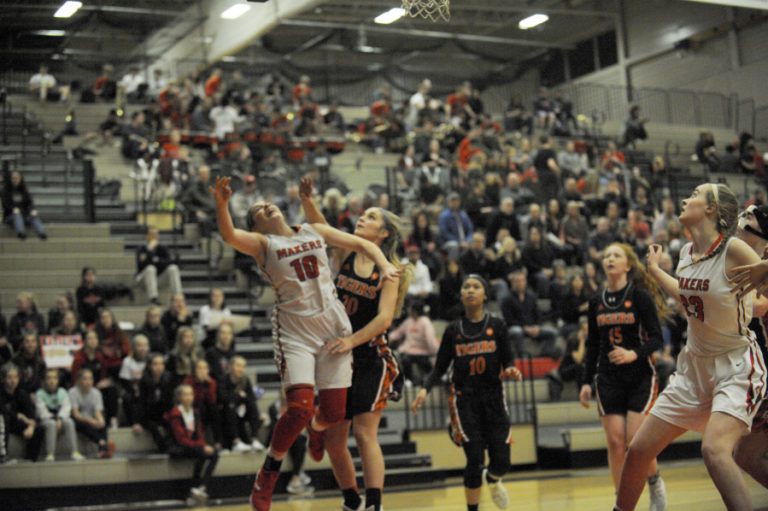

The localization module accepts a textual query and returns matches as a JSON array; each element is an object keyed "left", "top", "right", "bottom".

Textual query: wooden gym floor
[{"left": 168, "top": 460, "right": 768, "bottom": 511}]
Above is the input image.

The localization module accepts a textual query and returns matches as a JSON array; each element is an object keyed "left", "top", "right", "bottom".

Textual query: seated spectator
[
  {"left": 601, "top": 141, "right": 626, "bottom": 173},
  {"left": 183, "top": 360, "right": 222, "bottom": 449},
  {"left": 587, "top": 217, "right": 619, "bottom": 266},
  {"left": 36, "top": 368, "right": 83, "bottom": 461},
  {"left": 583, "top": 261, "right": 601, "bottom": 297},
  {"left": 95, "top": 310, "right": 128, "bottom": 427},
  {"left": 182, "top": 166, "right": 217, "bottom": 237},
  {"left": 437, "top": 192, "right": 473, "bottom": 260},
  {"left": 562, "top": 201, "right": 589, "bottom": 266},
  {"left": 137, "top": 305, "right": 168, "bottom": 354},
  {"left": 463, "top": 182, "right": 494, "bottom": 229},
  {"left": 135, "top": 353, "right": 174, "bottom": 450},
  {"left": 75, "top": 267, "right": 105, "bottom": 327},
  {"left": 70, "top": 330, "right": 106, "bottom": 385},
  {"left": 504, "top": 94, "right": 533, "bottom": 135},
  {"left": 68, "top": 369, "right": 114, "bottom": 459},
  {"left": 121, "top": 111, "right": 150, "bottom": 160},
  {"left": 204, "top": 69, "right": 223, "bottom": 98},
  {"left": 559, "top": 273, "right": 591, "bottom": 339},
  {"left": 436, "top": 257, "right": 463, "bottom": 320},
  {"left": 118, "top": 67, "right": 145, "bottom": 103},
  {"left": 29, "top": 64, "right": 64, "bottom": 102},
  {"left": 486, "top": 197, "right": 521, "bottom": 245},
  {"left": 491, "top": 237, "right": 524, "bottom": 302},
  {"left": 552, "top": 91, "right": 578, "bottom": 136},
  {"left": 621, "top": 105, "right": 648, "bottom": 148},
  {"left": 12, "top": 331, "right": 46, "bottom": 394},
  {"left": 197, "top": 288, "right": 232, "bottom": 350},
  {"left": 404, "top": 211, "right": 441, "bottom": 279},
  {"left": 501, "top": 272, "right": 560, "bottom": 359},
  {"left": 533, "top": 88, "right": 556, "bottom": 130},
  {"left": 165, "top": 384, "right": 220, "bottom": 506},
  {"left": 557, "top": 141, "right": 589, "bottom": 178},
  {"left": 230, "top": 175, "right": 263, "bottom": 229},
  {"left": 694, "top": 131, "right": 719, "bottom": 174},
  {"left": 403, "top": 245, "right": 435, "bottom": 310},
  {"left": 718, "top": 144, "right": 741, "bottom": 174},
  {"left": 218, "top": 356, "right": 265, "bottom": 452},
  {"left": 0, "top": 307, "right": 8, "bottom": 367},
  {"left": 119, "top": 335, "right": 150, "bottom": 429},
  {"left": 276, "top": 183, "right": 304, "bottom": 227},
  {"left": 2, "top": 170, "right": 47, "bottom": 240},
  {"left": 8, "top": 292, "right": 46, "bottom": 351},
  {"left": 546, "top": 316, "right": 587, "bottom": 401},
  {"left": 338, "top": 195, "right": 363, "bottom": 233},
  {"left": 521, "top": 225, "right": 555, "bottom": 298},
  {"left": 93, "top": 64, "right": 117, "bottom": 102},
  {"left": 52, "top": 310, "right": 82, "bottom": 338},
  {"left": 206, "top": 324, "right": 236, "bottom": 382},
  {"left": 459, "top": 232, "right": 494, "bottom": 281},
  {"left": 323, "top": 101, "right": 345, "bottom": 132},
  {"left": 548, "top": 261, "right": 569, "bottom": 323},
  {"left": 389, "top": 299, "right": 438, "bottom": 386},
  {"left": 136, "top": 226, "right": 183, "bottom": 305},
  {"left": 167, "top": 326, "right": 203, "bottom": 387},
  {"left": 162, "top": 293, "right": 194, "bottom": 349},
  {"left": 1, "top": 363, "right": 44, "bottom": 461},
  {"left": 47, "top": 294, "right": 74, "bottom": 334},
  {"left": 209, "top": 97, "right": 241, "bottom": 140}
]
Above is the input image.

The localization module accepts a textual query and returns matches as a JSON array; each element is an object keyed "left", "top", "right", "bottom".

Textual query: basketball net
[{"left": 401, "top": 0, "right": 450, "bottom": 22}]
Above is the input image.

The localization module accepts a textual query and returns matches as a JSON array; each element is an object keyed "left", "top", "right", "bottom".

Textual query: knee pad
[
  {"left": 271, "top": 386, "right": 315, "bottom": 453},
  {"left": 285, "top": 386, "right": 315, "bottom": 422},
  {"left": 463, "top": 463, "right": 484, "bottom": 489},
  {"left": 316, "top": 388, "right": 347, "bottom": 426}
]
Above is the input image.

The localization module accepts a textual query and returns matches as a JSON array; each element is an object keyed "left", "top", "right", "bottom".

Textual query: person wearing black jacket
[
  {"left": 75, "top": 267, "right": 133, "bottom": 328},
  {"left": 135, "top": 353, "right": 174, "bottom": 451},
  {"left": 135, "top": 226, "right": 182, "bottom": 305},
  {"left": 411, "top": 275, "right": 522, "bottom": 511},
  {"left": 136, "top": 306, "right": 168, "bottom": 354},
  {"left": 0, "top": 364, "right": 44, "bottom": 461},
  {"left": 217, "top": 356, "right": 264, "bottom": 451},
  {"left": 500, "top": 272, "right": 559, "bottom": 359},
  {"left": 205, "top": 323, "right": 235, "bottom": 383},
  {"left": 1, "top": 170, "right": 46, "bottom": 239},
  {"left": 7, "top": 292, "right": 46, "bottom": 352},
  {"left": 161, "top": 293, "right": 194, "bottom": 349}
]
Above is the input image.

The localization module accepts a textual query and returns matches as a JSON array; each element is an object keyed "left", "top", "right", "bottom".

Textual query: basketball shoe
[
  {"left": 251, "top": 468, "right": 279, "bottom": 511},
  {"left": 484, "top": 469, "right": 509, "bottom": 509},
  {"left": 648, "top": 475, "right": 667, "bottom": 511}
]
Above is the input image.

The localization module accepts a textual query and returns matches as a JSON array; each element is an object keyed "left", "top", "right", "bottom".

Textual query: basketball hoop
[{"left": 401, "top": 0, "right": 450, "bottom": 22}]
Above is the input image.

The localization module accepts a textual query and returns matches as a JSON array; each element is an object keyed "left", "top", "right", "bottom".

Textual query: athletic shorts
[
  {"left": 594, "top": 372, "right": 657, "bottom": 416},
  {"left": 651, "top": 343, "right": 766, "bottom": 433},
  {"left": 272, "top": 300, "right": 353, "bottom": 390},
  {"left": 345, "top": 335, "right": 402, "bottom": 419},
  {"left": 448, "top": 385, "right": 511, "bottom": 446}
]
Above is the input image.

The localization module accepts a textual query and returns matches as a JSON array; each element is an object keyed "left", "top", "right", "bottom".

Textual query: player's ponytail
[
  {"left": 609, "top": 242, "right": 673, "bottom": 324},
  {"left": 377, "top": 208, "right": 413, "bottom": 317}
]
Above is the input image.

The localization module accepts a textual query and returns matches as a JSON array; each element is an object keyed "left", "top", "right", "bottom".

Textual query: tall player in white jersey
[
  {"left": 210, "top": 176, "right": 401, "bottom": 511},
  {"left": 614, "top": 183, "right": 765, "bottom": 511}
]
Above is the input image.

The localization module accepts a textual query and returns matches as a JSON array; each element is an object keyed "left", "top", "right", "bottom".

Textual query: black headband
[{"left": 745, "top": 205, "right": 768, "bottom": 241}]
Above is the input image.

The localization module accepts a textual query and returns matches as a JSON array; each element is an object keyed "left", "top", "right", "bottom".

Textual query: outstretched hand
[
  {"left": 646, "top": 243, "right": 664, "bottom": 268},
  {"left": 731, "top": 259, "right": 768, "bottom": 298},
  {"left": 378, "top": 264, "right": 404, "bottom": 287},
  {"left": 503, "top": 366, "right": 523, "bottom": 381},
  {"left": 209, "top": 176, "right": 232, "bottom": 204},
  {"left": 299, "top": 177, "right": 313, "bottom": 200}
]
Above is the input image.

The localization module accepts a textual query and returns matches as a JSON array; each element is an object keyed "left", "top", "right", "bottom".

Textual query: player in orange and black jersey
[
  {"left": 579, "top": 243, "right": 670, "bottom": 509},
  {"left": 412, "top": 275, "right": 522, "bottom": 511}
]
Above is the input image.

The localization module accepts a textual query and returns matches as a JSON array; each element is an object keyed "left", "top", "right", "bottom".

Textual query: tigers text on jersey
[
  {"left": 261, "top": 224, "right": 338, "bottom": 316},
  {"left": 676, "top": 239, "right": 755, "bottom": 356},
  {"left": 335, "top": 252, "right": 382, "bottom": 334}
]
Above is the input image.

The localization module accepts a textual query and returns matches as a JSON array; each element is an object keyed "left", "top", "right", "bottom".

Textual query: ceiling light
[
  {"left": 375, "top": 7, "right": 406, "bottom": 24},
  {"left": 33, "top": 30, "right": 67, "bottom": 37},
  {"left": 54, "top": 1, "right": 82, "bottom": 18},
  {"left": 518, "top": 13, "right": 549, "bottom": 30},
  {"left": 221, "top": 3, "right": 251, "bottom": 19}
]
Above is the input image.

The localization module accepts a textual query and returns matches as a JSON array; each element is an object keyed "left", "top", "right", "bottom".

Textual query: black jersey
[
  {"left": 425, "top": 314, "right": 514, "bottom": 392},
  {"left": 335, "top": 252, "right": 384, "bottom": 359},
  {"left": 582, "top": 283, "right": 663, "bottom": 385}
]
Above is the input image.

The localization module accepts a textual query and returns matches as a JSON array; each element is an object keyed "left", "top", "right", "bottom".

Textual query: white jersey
[
  {"left": 676, "top": 238, "right": 755, "bottom": 356},
  {"left": 261, "top": 223, "right": 338, "bottom": 316}
]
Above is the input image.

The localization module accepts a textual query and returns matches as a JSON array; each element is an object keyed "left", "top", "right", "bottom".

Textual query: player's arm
[
  {"left": 496, "top": 319, "right": 522, "bottom": 381},
  {"left": 728, "top": 238, "right": 765, "bottom": 300},
  {"left": 646, "top": 243, "right": 679, "bottom": 297},
  {"left": 312, "top": 223, "right": 399, "bottom": 282},
  {"left": 412, "top": 326, "right": 456, "bottom": 414},
  {"left": 299, "top": 178, "right": 347, "bottom": 271},
  {"left": 210, "top": 176, "right": 267, "bottom": 266}
]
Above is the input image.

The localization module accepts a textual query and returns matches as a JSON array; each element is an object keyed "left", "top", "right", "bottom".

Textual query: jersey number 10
[{"left": 289, "top": 255, "right": 319, "bottom": 281}]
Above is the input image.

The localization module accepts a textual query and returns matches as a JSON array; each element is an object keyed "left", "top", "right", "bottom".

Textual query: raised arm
[
  {"left": 646, "top": 244, "right": 679, "bottom": 297},
  {"left": 299, "top": 177, "right": 327, "bottom": 225},
  {"left": 209, "top": 176, "right": 268, "bottom": 266},
  {"left": 312, "top": 223, "right": 400, "bottom": 282}
]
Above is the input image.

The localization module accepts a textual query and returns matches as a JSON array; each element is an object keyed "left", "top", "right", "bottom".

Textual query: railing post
[{"left": 83, "top": 158, "right": 96, "bottom": 223}]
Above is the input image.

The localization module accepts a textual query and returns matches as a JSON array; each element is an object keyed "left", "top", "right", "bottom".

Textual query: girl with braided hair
[
  {"left": 579, "top": 242, "right": 671, "bottom": 510},
  {"left": 300, "top": 177, "right": 412, "bottom": 511},
  {"left": 614, "top": 183, "right": 766, "bottom": 511}
]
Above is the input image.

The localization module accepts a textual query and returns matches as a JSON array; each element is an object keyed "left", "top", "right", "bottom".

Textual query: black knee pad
[{"left": 464, "top": 462, "right": 484, "bottom": 489}]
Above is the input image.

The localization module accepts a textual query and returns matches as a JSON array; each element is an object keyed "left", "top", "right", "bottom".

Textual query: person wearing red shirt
[
  {"left": 183, "top": 359, "right": 221, "bottom": 448},
  {"left": 166, "top": 384, "right": 220, "bottom": 505},
  {"left": 292, "top": 75, "right": 312, "bottom": 105},
  {"left": 204, "top": 69, "right": 222, "bottom": 98},
  {"left": 161, "top": 129, "right": 182, "bottom": 160}
]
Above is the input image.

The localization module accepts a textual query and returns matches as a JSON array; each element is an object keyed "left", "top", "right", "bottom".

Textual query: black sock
[
  {"left": 365, "top": 488, "right": 381, "bottom": 511},
  {"left": 467, "top": 505, "right": 479, "bottom": 511},
  {"left": 647, "top": 472, "right": 659, "bottom": 485},
  {"left": 263, "top": 455, "right": 283, "bottom": 472},
  {"left": 342, "top": 487, "right": 362, "bottom": 509}
]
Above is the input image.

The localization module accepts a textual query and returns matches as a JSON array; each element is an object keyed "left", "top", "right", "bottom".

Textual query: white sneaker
[
  {"left": 45, "top": 453, "right": 55, "bottom": 462},
  {"left": 251, "top": 439, "right": 266, "bottom": 451},
  {"left": 341, "top": 504, "right": 364, "bottom": 511},
  {"left": 286, "top": 478, "right": 314, "bottom": 496},
  {"left": 190, "top": 486, "right": 208, "bottom": 502},
  {"left": 71, "top": 451, "right": 85, "bottom": 461},
  {"left": 298, "top": 471, "right": 311, "bottom": 485},
  {"left": 648, "top": 476, "right": 667, "bottom": 511},
  {"left": 484, "top": 469, "right": 509, "bottom": 509},
  {"left": 233, "top": 441, "right": 252, "bottom": 453}
]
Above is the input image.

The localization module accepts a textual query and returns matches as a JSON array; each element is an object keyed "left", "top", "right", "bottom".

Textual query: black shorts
[
  {"left": 595, "top": 372, "right": 657, "bottom": 416},
  {"left": 448, "top": 385, "right": 511, "bottom": 446},
  {"left": 345, "top": 338, "right": 402, "bottom": 419}
]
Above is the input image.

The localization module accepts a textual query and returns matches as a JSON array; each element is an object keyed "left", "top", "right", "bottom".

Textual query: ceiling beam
[
  {"left": 680, "top": 0, "right": 768, "bottom": 9},
  {"left": 1, "top": 3, "right": 190, "bottom": 17},
  {"left": 318, "top": 0, "right": 617, "bottom": 18},
  {"left": 280, "top": 19, "right": 575, "bottom": 48}
]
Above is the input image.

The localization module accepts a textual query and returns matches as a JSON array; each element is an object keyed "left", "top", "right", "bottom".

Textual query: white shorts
[
  {"left": 271, "top": 300, "right": 353, "bottom": 390},
  {"left": 651, "top": 343, "right": 766, "bottom": 433}
]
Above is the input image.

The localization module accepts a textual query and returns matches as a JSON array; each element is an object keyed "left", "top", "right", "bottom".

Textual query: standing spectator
[
  {"left": 209, "top": 97, "right": 241, "bottom": 140},
  {"left": 621, "top": 105, "right": 648, "bottom": 148},
  {"left": 403, "top": 245, "right": 434, "bottom": 308},
  {"left": 165, "top": 384, "right": 220, "bottom": 506},
  {"left": 47, "top": 294, "right": 74, "bottom": 334},
  {"left": 68, "top": 369, "right": 114, "bottom": 458},
  {"left": 407, "top": 79, "right": 431, "bottom": 132},
  {"left": 533, "top": 136, "right": 561, "bottom": 204},
  {"left": 2, "top": 170, "right": 47, "bottom": 240},
  {"left": 136, "top": 353, "right": 174, "bottom": 451},
  {"left": 8, "top": 292, "right": 46, "bottom": 351},
  {"left": 183, "top": 360, "right": 222, "bottom": 449},
  {"left": 501, "top": 272, "right": 560, "bottom": 358},
  {"left": 28, "top": 64, "right": 61, "bottom": 102},
  {"left": 389, "top": 299, "right": 438, "bottom": 386},
  {"left": 438, "top": 192, "right": 474, "bottom": 259},
  {"left": 504, "top": 94, "right": 533, "bottom": 135},
  {"left": 136, "top": 305, "right": 168, "bottom": 354},
  {"left": 695, "top": 131, "right": 720, "bottom": 174},
  {"left": 205, "top": 323, "right": 235, "bottom": 383},
  {"left": 197, "top": 288, "right": 232, "bottom": 350},
  {"left": 161, "top": 293, "right": 194, "bottom": 349},
  {"left": 182, "top": 166, "right": 218, "bottom": 237},
  {"left": 12, "top": 331, "right": 46, "bottom": 394},
  {"left": 36, "top": 368, "right": 83, "bottom": 461},
  {"left": 218, "top": 356, "right": 265, "bottom": 452},
  {"left": 167, "top": 326, "right": 202, "bottom": 387},
  {"left": 136, "top": 226, "right": 182, "bottom": 305},
  {"left": 204, "top": 69, "right": 222, "bottom": 98},
  {"left": 1, "top": 364, "right": 44, "bottom": 461},
  {"left": 292, "top": 75, "right": 312, "bottom": 105},
  {"left": 118, "top": 335, "right": 150, "bottom": 429},
  {"left": 520, "top": 225, "right": 555, "bottom": 298}
]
